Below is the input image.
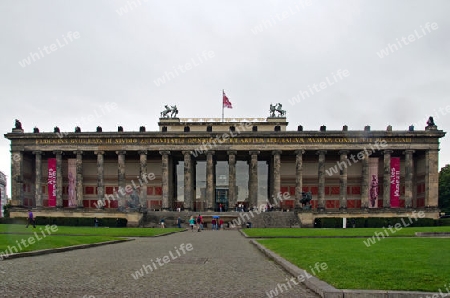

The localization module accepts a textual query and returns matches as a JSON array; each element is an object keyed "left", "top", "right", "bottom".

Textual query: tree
[{"left": 439, "top": 164, "right": 450, "bottom": 213}]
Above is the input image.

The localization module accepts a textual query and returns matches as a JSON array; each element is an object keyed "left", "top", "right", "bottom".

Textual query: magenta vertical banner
[
  {"left": 390, "top": 157, "right": 400, "bottom": 208},
  {"left": 48, "top": 158, "right": 56, "bottom": 207}
]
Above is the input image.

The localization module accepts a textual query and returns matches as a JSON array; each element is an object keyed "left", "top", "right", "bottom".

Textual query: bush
[
  {"left": 313, "top": 217, "right": 439, "bottom": 228},
  {"left": 33, "top": 217, "right": 128, "bottom": 227}
]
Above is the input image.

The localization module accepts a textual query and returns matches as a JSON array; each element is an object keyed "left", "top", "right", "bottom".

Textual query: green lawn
[
  {"left": 245, "top": 226, "right": 450, "bottom": 237},
  {"left": 0, "top": 234, "right": 122, "bottom": 254},
  {"left": 0, "top": 224, "right": 184, "bottom": 237},
  {"left": 258, "top": 237, "right": 450, "bottom": 292},
  {"left": 0, "top": 224, "right": 184, "bottom": 255}
]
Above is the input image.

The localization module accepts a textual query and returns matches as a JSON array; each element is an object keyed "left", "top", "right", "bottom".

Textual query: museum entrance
[{"left": 215, "top": 188, "right": 228, "bottom": 212}]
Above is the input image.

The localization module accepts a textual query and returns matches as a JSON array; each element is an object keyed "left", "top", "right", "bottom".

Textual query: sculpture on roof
[
  {"left": 160, "top": 105, "right": 179, "bottom": 118},
  {"left": 15, "top": 119, "right": 22, "bottom": 129},
  {"left": 269, "top": 103, "right": 285, "bottom": 117},
  {"left": 426, "top": 116, "right": 435, "bottom": 127}
]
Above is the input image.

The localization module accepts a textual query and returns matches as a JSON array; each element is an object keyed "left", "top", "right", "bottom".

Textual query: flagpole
[{"left": 222, "top": 89, "right": 224, "bottom": 122}]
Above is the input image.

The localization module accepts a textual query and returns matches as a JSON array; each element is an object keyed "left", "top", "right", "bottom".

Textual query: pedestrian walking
[
  {"left": 26, "top": 209, "right": 36, "bottom": 228},
  {"left": 189, "top": 216, "right": 195, "bottom": 231},
  {"left": 196, "top": 215, "right": 202, "bottom": 232}
]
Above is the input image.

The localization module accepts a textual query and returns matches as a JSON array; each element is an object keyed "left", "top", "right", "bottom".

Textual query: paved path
[{"left": 0, "top": 229, "right": 319, "bottom": 297}]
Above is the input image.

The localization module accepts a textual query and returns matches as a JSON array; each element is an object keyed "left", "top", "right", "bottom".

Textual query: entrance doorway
[{"left": 215, "top": 188, "right": 228, "bottom": 212}]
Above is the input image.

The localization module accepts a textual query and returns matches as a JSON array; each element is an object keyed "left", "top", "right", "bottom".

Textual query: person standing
[
  {"left": 160, "top": 218, "right": 165, "bottom": 228},
  {"left": 94, "top": 217, "right": 99, "bottom": 228},
  {"left": 219, "top": 219, "right": 224, "bottom": 230},
  {"left": 196, "top": 215, "right": 202, "bottom": 232},
  {"left": 177, "top": 216, "right": 182, "bottom": 228},
  {"left": 189, "top": 216, "right": 195, "bottom": 231},
  {"left": 26, "top": 209, "right": 35, "bottom": 228},
  {"left": 211, "top": 218, "right": 216, "bottom": 230}
]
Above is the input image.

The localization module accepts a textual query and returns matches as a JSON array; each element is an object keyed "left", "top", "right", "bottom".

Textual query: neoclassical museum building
[{"left": 4, "top": 112, "right": 446, "bottom": 225}]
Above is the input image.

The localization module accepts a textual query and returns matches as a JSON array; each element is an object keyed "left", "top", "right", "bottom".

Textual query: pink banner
[
  {"left": 368, "top": 158, "right": 379, "bottom": 208},
  {"left": 48, "top": 158, "right": 56, "bottom": 207},
  {"left": 390, "top": 157, "right": 400, "bottom": 208}
]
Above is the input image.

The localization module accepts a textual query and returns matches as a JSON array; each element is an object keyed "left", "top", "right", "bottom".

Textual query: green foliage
[
  {"left": 439, "top": 164, "right": 450, "bottom": 213},
  {"left": 2, "top": 203, "right": 12, "bottom": 218},
  {"left": 33, "top": 217, "right": 128, "bottom": 227}
]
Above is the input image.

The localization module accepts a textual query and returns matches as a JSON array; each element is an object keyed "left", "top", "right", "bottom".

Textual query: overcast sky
[{"left": 1, "top": 0, "right": 449, "bottom": 196}]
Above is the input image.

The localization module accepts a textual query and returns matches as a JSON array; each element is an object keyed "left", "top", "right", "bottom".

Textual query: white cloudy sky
[{"left": 1, "top": 0, "right": 449, "bottom": 195}]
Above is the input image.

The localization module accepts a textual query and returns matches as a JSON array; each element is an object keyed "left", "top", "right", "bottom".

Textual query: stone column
[
  {"left": 425, "top": 149, "right": 439, "bottom": 207},
  {"left": 228, "top": 151, "right": 237, "bottom": 210},
  {"left": 11, "top": 151, "right": 24, "bottom": 206},
  {"left": 295, "top": 150, "right": 305, "bottom": 208},
  {"left": 272, "top": 150, "right": 282, "bottom": 203},
  {"left": 317, "top": 150, "right": 326, "bottom": 209},
  {"left": 206, "top": 151, "right": 215, "bottom": 211},
  {"left": 160, "top": 151, "right": 170, "bottom": 210},
  {"left": 95, "top": 151, "right": 105, "bottom": 204},
  {"left": 338, "top": 150, "right": 349, "bottom": 209},
  {"left": 249, "top": 151, "right": 259, "bottom": 209},
  {"left": 404, "top": 150, "right": 415, "bottom": 208},
  {"left": 361, "top": 156, "right": 369, "bottom": 208},
  {"left": 138, "top": 150, "right": 148, "bottom": 208},
  {"left": 117, "top": 151, "right": 126, "bottom": 208},
  {"left": 54, "top": 151, "right": 63, "bottom": 208},
  {"left": 33, "top": 151, "right": 42, "bottom": 208},
  {"left": 75, "top": 151, "right": 83, "bottom": 208},
  {"left": 383, "top": 150, "right": 393, "bottom": 208},
  {"left": 183, "top": 151, "right": 193, "bottom": 210}
]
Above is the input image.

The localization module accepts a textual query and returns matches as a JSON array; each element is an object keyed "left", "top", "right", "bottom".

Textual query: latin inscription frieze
[{"left": 33, "top": 136, "right": 414, "bottom": 146}]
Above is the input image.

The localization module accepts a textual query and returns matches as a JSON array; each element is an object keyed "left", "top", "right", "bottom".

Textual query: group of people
[{"left": 188, "top": 215, "right": 224, "bottom": 232}]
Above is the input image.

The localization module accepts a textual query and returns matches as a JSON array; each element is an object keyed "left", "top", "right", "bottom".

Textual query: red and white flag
[{"left": 223, "top": 90, "right": 232, "bottom": 109}]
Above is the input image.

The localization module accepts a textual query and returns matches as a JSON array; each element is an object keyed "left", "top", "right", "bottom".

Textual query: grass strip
[
  {"left": 258, "top": 237, "right": 450, "bottom": 292},
  {"left": 245, "top": 226, "right": 450, "bottom": 238},
  {"left": 0, "top": 234, "right": 122, "bottom": 254},
  {"left": 0, "top": 224, "right": 183, "bottom": 237}
]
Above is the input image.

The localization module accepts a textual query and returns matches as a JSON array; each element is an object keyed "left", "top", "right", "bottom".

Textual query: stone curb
[
  {"left": 249, "top": 238, "right": 440, "bottom": 298},
  {"left": 1, "top": 238, "right": 133, "bottom": 261}
]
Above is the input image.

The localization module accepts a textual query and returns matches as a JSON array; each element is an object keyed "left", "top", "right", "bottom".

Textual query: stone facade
[{"left": 3, "top": 117, "right": 446, "bottom": 222}]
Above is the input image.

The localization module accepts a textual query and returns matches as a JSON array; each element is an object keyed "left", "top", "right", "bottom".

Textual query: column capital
[
  {"left": 159, "top": 150, "right": 170, "bottom": 156},
  {"left": 94, "top": 151, "right": 104, "bottom": 155},
  {"left": 249, "top": 150, "right": 260, "bottom": 155},
  {"left": 338, "top": 150, "right": 349, "bottom": 155},
  {"left": 316, "top": 150, "right": 327, "bottom": 155},
  {"left": 116, "top": 150, "right": 126, "bottom": 155},
  {"left": 182, "top": 150, "right": 191, "bottom": 156},
  {"left": 74, "top": 150, "right": 83, "bottom": 155},
  {"left": 138, "top": 150, "right": 148, "bottom": 155},
  {"left": 272, "top": 150, "right": 282, "bottom": 155},
  {"left": 206, "top": 150, "right": 215, "bottom": 156},
  {"left": 403, "top": 149, "right": 415, "bottom": 155},
  {"left": 53, "top": 150, "right": 63, "bottom": 155},
  {"left": 32, "top": 150, "right": 42, "bottom": 155},
  {"left": 383, "top": 150, "right": 393, "bottom": 155},
  {"left": 227, "top": 150, "right": 237, "bottom": 155},
  {"left": 295, "top": 149, "right": 305, "bottom": 155}
]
